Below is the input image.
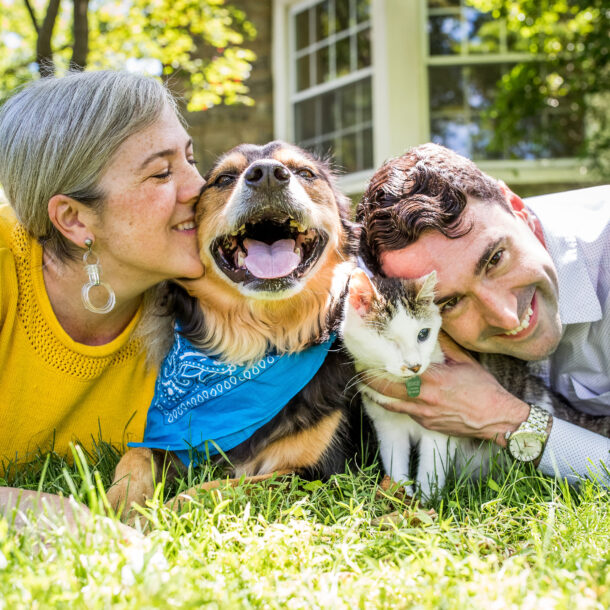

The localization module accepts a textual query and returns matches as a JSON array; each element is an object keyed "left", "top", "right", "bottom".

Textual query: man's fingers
[
  {"left": 372, "top": 397, "right": 421, "bottom": 416},
  {"left": 365, "top": 375, "right": 406, "bottom": 399}
]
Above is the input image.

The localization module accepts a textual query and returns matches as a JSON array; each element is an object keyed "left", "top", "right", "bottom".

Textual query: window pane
[
  {"left": 548, "top": 107, "right": 585, "bottom": 157},
  {"left": 295, "top": 9, "right": 310, "bottom": 51},
  {"left": 315, "top": 45, "right": 330, "bottom": 84},
  {"left": 341, "top": 82, "right": 358, "bottom": 127},
  {"left": 339, "top": 133, "right": 358, "bottom": 172},
  {"left": 361, "top": 127, "right": 374, "bottom": 169},
  {"left": 464, "top": 8, "right": 499, "bottom": 54},
  {"left": 336, "top": 0, "right": 350, "bottom": 33},
  {"left": 356, "top": 0, "right": 370, "bottom": 23},
  {"left": 359, "top": 79, "right": 372, "bottom": 122},
  {"left": 467, "top": 64, "right": 503, "bottom": 111},
  {"left": 296, "top": 55, "right": 311, "bottom": 92},
  {"left": 295, "top": 98, "right": 318, "bottom": 142},
  {"left": 295, "top": 77, "right": 373, "bottom": 173},
  {"left": 357, "top": 28, "right": 371, "bottom": 69},
  {"left": 430, "top": 117, "right": 475, "bottom": 158},
  {"left": 428, "top": 14, "right": 462, "bottom": 55},
  {"left": 315, "top": 0, "right": 332, "bottom": 41},
  {"left": 336, "top": 35, "right": 351, "bottom": 77},
  {"left": 469, "top": 116, "right": 501, "bottom": 159},
  {"left": 321, "top": 90, "right": 337, "bottom": 134},
  {"left": 429, "top": 66, "right": 464, "bottom": 111}
]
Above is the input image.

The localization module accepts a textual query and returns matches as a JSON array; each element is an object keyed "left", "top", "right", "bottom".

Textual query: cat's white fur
[{"left": 340, "top": 269, "right": 491, "bottom": 499}]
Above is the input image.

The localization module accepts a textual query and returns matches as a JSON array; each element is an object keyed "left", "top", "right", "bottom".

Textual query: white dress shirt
[{"left": 525, "top": 185, "right": 610, "bottom": 483}]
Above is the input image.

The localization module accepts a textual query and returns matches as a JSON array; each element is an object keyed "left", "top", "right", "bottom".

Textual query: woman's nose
[{"left": 179, "top": 162, "right": 205, "bottom": 204}]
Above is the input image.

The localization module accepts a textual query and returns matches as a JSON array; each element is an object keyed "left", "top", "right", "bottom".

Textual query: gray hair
[{"left": 0, "top": 70, "right": 182, "bottom": 261}]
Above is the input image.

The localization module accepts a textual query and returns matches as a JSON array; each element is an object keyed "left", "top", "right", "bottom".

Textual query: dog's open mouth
[{"left": 211, "top": 214, "right": 328, "bottom": 289}]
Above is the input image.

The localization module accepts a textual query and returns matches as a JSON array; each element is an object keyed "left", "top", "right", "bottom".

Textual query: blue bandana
[{"left": 130, "top": 330, "right": 336, "bottom": 465}]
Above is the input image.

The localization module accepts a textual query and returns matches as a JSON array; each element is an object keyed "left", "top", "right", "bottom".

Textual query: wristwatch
[{"left": 505, "top": 404, "right": 551, "bottom": 463}]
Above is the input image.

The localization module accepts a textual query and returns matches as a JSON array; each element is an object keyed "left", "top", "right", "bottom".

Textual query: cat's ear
[
  {"left": 416, "top": 270, "right": 438, "bottom": 301},
  {"left": 348, "top": 268, "right": 377, "bottom": 316}
]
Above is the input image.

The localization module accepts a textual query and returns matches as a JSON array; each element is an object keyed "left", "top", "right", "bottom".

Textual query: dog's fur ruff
[{"left": 107, "top": 141, "right": 360, "bottom": 514}]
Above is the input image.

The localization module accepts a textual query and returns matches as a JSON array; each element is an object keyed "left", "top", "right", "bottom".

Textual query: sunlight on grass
[{"left": 1, "top": 445, "right": 609, "bottom": 608}]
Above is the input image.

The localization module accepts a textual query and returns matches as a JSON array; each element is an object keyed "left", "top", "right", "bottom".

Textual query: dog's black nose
[{"left": 245, "top": 160, "right": 291, "bottom": 189}]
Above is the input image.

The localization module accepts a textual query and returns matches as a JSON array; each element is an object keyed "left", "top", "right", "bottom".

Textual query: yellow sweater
[{"left": 0, "top": 204, "right": 157, "bottom": 466}]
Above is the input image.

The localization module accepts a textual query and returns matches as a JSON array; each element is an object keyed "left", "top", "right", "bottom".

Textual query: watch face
[{"left": 508, "top": 431, "right": 543, "bottom": 462}]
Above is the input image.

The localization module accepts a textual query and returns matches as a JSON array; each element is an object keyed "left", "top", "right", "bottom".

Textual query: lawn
[{"left": 1, "top": 444, "right": 609, "bottom": 609}]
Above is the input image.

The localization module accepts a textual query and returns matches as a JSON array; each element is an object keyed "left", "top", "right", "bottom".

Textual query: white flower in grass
[
  {"left": 0, "top": 550, "right": 7, "bottom": 569},
  {"left": 121, "top": 565, "right": 136, "bottom": 587}
]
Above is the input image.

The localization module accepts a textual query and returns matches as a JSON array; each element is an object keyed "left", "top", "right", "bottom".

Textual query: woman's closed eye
[{"left": 152, "top": 169, "right": 172, "bottom": 180}]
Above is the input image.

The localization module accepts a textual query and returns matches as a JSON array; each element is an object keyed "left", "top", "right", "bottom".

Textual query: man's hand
[{"left": 364, "top": 334, "right": 530, "bottom": 447}]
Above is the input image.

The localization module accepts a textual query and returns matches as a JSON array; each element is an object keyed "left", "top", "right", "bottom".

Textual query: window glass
[
  {"left": 291, "top": 0, "right": 373, "bottom": 174},
  {"left": 426, "top": 0, "right": 584, "bottom": 160},
  {"left": 295, "top": 10, "right": 310, "bottom": 51}
]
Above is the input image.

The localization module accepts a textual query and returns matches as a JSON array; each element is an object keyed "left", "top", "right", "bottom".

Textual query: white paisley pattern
[{"left": 155, "top": 331, "right": 280, "bottom": 425}]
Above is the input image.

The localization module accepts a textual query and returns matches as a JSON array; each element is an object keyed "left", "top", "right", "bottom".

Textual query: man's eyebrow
[
  {"left": 139, "top": 139, "right": 193, "bottom": 170},
  {"left": 473, "top": 237, "right": 504, "bottom": 276},
  {"left": 433, "top": 237, "right": 504, "bottom": 306}
]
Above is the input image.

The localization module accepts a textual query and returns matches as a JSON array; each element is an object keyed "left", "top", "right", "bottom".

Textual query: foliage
[
  {"left": 2, "top": 446, "right": 610, "bottom": 608},
  {"left": 466, "top": 0, "right": 609, "bottom": 173},
  {"left": 0, "top": 0, "right": 256, "bottom": 111}
]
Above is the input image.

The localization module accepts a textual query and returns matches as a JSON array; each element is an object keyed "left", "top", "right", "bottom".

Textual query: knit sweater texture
[{"left": 0, "top": 204, "right": 156, "bottom": 465}]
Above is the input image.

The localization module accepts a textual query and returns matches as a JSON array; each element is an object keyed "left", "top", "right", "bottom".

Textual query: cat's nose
[{"left": 401, "top": 364, "right": 421, "bottom": 374}]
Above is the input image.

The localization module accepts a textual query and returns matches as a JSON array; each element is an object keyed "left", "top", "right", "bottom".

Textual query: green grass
[{"left": 1, "top": 444, "right": 610, "bottom": 609}]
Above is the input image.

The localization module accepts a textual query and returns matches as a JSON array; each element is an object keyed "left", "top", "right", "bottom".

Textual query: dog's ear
[{"left": 348, "top": 268, "right": 377, "bottom": 316}]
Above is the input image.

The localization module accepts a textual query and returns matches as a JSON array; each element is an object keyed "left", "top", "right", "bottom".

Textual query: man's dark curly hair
[{"left": 356, "top": 143, "right": 508, "bottom": 274}]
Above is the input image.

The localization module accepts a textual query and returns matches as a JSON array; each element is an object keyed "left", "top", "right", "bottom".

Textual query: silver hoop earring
[{"left": 81, "top": 238, "right": 116, "bottom": 314}]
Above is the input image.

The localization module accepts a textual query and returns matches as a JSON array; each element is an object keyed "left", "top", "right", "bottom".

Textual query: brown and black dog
[{"left": 107, "top": 141, "right": 360, "bottom": 512}]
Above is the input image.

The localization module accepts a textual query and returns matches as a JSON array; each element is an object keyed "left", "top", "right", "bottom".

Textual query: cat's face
[{"left": 341, "top": 269, "right": 443, "bottom": 380}]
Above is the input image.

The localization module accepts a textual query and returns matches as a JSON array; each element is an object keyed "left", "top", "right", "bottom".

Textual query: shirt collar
[{"left": 527, "top": 204, "right": 602, "bottom": 326}]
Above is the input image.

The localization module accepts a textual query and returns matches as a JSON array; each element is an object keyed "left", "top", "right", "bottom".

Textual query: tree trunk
[
  {"left": 71, "top": 0, "right": 89, "bottom": 71},
  {"left": 34, "top": 0, "right": 62, "bottom": 77}
]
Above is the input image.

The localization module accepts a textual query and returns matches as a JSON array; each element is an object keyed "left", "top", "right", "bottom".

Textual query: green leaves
[{"left": 0, "top": 0, "right": 256, "bottom": 111}]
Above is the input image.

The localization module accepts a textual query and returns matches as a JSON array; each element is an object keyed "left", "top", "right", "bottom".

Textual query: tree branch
[
  {"left": 70, "top": 0, "right": 89, "bottom": 71},
  {"left": 36, "top": 0, "right": 62, "bottom": 77},
  {"left": 22, "top": 0, "right": 40, "bottom": 34}
]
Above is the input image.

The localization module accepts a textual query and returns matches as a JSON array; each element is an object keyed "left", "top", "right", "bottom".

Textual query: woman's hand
[{"left": 364, "top": 333, "right": 530, "bottom": 447}]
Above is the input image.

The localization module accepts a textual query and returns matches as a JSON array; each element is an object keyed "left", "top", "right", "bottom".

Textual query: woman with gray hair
[{"left": 0, "top": 70, "right": 204, "bottom": 469}]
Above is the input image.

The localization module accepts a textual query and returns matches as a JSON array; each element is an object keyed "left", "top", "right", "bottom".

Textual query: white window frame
[
  {"left": 274, "top": 0, "right": 376, "bottom": 192},
  {"left": 273, "top": 0, "right": 593, "bottom": 195}
]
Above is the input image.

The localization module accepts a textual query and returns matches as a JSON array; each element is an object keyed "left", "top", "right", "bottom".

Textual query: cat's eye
[{"left": 418, "top": 328, "right": 430, "bottom": 342}]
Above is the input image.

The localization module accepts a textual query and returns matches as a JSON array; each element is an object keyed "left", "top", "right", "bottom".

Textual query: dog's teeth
[
  {"left": 237, "top": 251, "right": 246, "bottom": 267},
  {"left": 294, "top": 247, "right": 300, "bottom": 256},
  {"left": 297, "top": 223, "right": 307, "bottom": 233}
]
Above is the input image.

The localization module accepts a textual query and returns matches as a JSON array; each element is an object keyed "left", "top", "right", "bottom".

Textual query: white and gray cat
[{"left": 340, "top": 268, "right": 610, "bottom": 499}]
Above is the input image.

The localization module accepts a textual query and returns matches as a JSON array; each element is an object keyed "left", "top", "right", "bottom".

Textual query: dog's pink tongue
[{"left": 244, "top": 238, "right": 300, "bottom": 279}]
